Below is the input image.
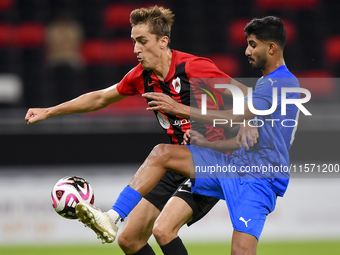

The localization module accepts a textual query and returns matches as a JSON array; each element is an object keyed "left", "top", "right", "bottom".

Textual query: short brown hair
[{"left": 130, "top": 5, "right": 174, "bottom": 45}]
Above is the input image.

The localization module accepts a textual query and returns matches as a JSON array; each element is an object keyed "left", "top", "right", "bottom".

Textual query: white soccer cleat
[{"left": 75, "top": 203, "right": 119, "bottom": 244}]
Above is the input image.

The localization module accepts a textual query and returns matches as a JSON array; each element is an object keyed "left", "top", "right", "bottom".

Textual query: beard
[{"left": 249, "top": 56, "right": 267, "bottom": 71}]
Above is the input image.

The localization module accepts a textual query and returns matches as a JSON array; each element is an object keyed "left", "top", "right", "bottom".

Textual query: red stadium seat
[
  {"left": 0, "top": 0, "right": 14, "bottom": 12},
  {"left": 81, "top": 39, "right": 107, "bottom": 65},
  {"left": 295, "top": 70, "right": 336, "bottom": 98},
  {"left": 282, "top": 19, "right": 296, "bottom": 45},
  {"left": 207, "top": 54, "right": 241, "bottom": 77},
  {"left": 13, "top": 23, "right": 45, "bottom": 48},
  {"left": 324, "top": 36, "right": 340, "bottom": 64},
  {"left": 103, "top": 3, "right": 135, "bottom": 29},
  {"left": 0, "top": 23, "right": 12, "bottom": 47},
  {"left": 82, "top": 39, "right": 136, "bottom": 65},
  {"left": 103, "top": 2, "right": 168, "bottom": 30},
  {"left": 106, "top": 38, "right": 136, "bottom": 65},
  {"left": 255, "top": 0, "right": 320, "bottom": 10},
  {"left": 227, "top": 19, "right": 250, "bottom": 47},
  {"left": 228, "top": 19, "right": 296, "bottom": 47}
]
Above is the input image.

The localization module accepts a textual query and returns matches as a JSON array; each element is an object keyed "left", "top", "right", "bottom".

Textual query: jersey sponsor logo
[
  {"left": 239, "top": 217, "right": 251, "bottom": 227},
  {"left": 172, "top": 118, "right": 193, "bottom": 127},
  {"left": 157, "top": 112, "right": 192, "bottom": 129},
  {"left": 172, "top": 77, "right": 181, "bottom": 93},
  {"left": 157, "top": 112, "right": 171, "bottom": 129}
]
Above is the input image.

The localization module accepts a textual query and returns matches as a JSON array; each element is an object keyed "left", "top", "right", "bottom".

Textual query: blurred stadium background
[{"left": 0, "top": 0, "right": 340, "bottom": 254}]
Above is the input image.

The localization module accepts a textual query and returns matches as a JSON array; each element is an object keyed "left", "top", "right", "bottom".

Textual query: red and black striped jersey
[{"left": 117, "top": 50, "right": 232, "bottom": 145}]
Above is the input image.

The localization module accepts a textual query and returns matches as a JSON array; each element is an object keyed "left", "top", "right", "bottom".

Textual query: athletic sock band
[
  {"left": 160, "top": 236, "right": 188, "bottom": 255},
  {"left": 130, "top": 243, "right": 156, "bottom": 255},
  {"left": 112, "top": 186, "right": 142, "bottom": 219}
]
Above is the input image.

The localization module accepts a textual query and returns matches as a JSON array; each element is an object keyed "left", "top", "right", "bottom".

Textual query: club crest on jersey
[
  {"left": 157, "top": 112, "right": 171, "bottom": 129},
  {"left": 172, "top": 77, "right": 181, "bottom": 93}
]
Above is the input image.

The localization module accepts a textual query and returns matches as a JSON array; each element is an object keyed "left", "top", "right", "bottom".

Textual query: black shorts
[{"left": 144, "top": 171, "right": 219, "bottom": 226}]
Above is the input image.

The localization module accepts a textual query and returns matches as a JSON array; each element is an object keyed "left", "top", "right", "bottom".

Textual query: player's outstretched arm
[{"left": 25, "top": 84, "right": 126, "bottom": 124}]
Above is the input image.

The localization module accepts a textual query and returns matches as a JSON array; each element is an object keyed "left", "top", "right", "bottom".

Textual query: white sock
[{"left": 107, "top": 209, "right": 123, "bottom": 226}]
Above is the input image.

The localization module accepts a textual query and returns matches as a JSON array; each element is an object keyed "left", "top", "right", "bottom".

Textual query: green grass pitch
[{"left": 1, "top": 240, "right": 340, "bottom": 255}]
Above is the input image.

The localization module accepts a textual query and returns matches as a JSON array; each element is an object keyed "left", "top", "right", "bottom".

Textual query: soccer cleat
[{"left": 76, "top": 203, "right": 118, "bottom": 244}]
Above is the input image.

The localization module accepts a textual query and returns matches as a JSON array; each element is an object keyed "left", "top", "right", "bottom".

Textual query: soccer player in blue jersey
[{"left": 76, "top": 16, "right": 300, "bottom": 254}]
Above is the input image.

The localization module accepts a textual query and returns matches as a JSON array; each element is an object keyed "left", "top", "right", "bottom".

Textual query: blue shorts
[{"left": 188, "top": 145, "right": 277, "bottom": 240}]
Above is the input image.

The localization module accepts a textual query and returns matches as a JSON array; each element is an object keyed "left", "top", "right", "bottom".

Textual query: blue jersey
[{"left": 232, "top": 65, "right": 300, "bottom": 196}]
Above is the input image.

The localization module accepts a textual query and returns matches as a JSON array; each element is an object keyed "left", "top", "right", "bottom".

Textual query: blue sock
[{"left": 112, "top": 186, "right": 142, "bottom": 219}]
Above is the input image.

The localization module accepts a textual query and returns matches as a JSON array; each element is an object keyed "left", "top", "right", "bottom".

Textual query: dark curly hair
[{"left": 244, "top": 16, "right": 287, "bottom": 49}]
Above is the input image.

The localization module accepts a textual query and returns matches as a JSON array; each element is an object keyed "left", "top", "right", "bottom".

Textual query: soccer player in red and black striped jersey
[
  {"left": 118, "top": 44, "right": 229, "bottom": 145},
  {"left": 25, "top": 6, "right": 247, "bottom": 255}
]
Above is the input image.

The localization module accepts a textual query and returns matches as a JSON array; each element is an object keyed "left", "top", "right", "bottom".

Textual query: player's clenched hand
[
  {"left": 236, "top": 121, "right": 259, "bottom": 150},
  {"left": 185, "top": 130, "right": 210, "bottom": 148},
  {"left": 25, "top": 108, "right": 49, "bottom": 124},
  {"left": 182, "top": 130, "right": 191, "bottom": 145},
  {"left": 142, "top": 92, "right": 181, "bottom": 115}
]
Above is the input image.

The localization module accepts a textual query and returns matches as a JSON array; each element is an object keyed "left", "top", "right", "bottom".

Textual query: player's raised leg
[
  {"left": 118, "top": 198, "right": 160, "bottom": 254},
  {"left": 76, "top": 144, "right": 193, "bottom": 244},
  {"left": 128, "top": 144, "right": 193, "bottom": 195},
  {"left": 75, "top": 203, "right": 121, "bottom": 243}
]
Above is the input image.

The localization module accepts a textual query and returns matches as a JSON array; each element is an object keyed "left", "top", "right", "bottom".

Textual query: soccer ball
[{"left": 51, "top": 176, "right": 95, "bottom": 219}]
